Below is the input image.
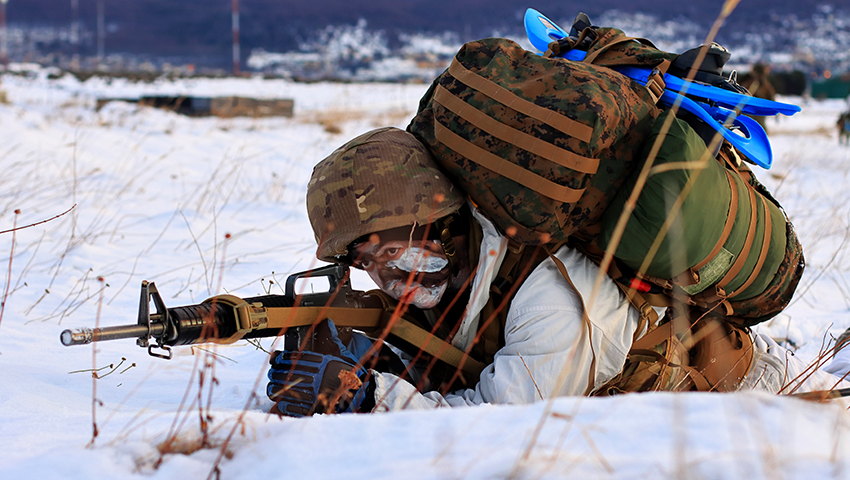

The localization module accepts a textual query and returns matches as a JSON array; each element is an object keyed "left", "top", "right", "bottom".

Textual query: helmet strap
[{"left": 437, "top": 207, "right": 470, "bottom": 277}]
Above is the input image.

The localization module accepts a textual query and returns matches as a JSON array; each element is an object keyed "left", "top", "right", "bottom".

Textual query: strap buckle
[{"left": 645, "top": 67, "right": 666, "bottom": 104}]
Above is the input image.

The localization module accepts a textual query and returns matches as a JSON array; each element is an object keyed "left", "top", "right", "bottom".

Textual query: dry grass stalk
[
  {"left": 87, "top": 277, "right": 107, "bottom": 448},
  {"left": 0, "top": 209, "right": 21, "bottom": 329}
]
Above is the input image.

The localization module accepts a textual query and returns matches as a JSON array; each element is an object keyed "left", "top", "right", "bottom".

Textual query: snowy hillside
[{"left": 2, "top": 68, "right": 850, "bottom": 479}]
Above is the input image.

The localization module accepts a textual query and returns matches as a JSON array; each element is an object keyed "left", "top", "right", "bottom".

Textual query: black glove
[{"left": 267, "top": 319, "right": 373, "bottom": 417}]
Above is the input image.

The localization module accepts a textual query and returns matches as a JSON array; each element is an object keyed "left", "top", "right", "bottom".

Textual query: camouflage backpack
[
  {"left": 408, "top": 33, "right": 675, "bottom": 246},
  {"left": 402, "top": 22, "right": 804, "bottom": 397},
  {"left": 408, "top": 24, "right": 803, "bottom": 326}
]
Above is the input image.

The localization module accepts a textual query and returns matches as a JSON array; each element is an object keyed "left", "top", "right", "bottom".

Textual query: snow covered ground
[{"left": 2, "top": 67, "right": 850, "bottom": 479}]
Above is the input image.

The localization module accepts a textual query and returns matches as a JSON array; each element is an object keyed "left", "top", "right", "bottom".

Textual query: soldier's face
[{"left": 350, "top": 228, "right": 451, "bottom": 309}]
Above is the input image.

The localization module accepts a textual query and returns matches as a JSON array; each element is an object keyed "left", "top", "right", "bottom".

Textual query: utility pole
[
  {"left": 71, "top": 0, "right": 79, "bottom": 70},
  {"left": 0, "top": 0, "right": 8, "bottom": 68},
  {"left": 97, "top": 0, "right": 104, "bottom": 64},
  {"left": 232, "top": 0, "right": 240, "bottom": 76}
]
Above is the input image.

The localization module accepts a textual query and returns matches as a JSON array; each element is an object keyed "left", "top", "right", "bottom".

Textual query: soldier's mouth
[
  {"left": 379, "top": 267, "right": 451, "bottom": 289},
  {"left": 393, "top": 280, "right": 448, "bottom": 310}
]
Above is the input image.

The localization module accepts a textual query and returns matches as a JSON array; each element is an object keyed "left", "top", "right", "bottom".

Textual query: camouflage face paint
[
  {"left": 352, "top": 238, "right": 451, "bottom": 309},
  {"left": 387, "top": 247, "right": 449, "bottom": 273}
]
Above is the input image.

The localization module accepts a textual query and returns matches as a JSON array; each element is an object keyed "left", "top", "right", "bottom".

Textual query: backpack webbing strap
[
  {"left": 543, "top": 27, "right": 594, "bottom": 59},
  {"left": 582, "top": 34, "right": 659, "bottom": 65},
  {"left": 447, "top": 59, "right": 594, "bottom": 143},
  {"left": 624, "top": 349, "right": 712, "bottom": 392},
  {"left": 642, "top": 63, "right": 669, "bottom": 105},
  {"left": 262, "top": 305, "right": 486, "bottom": 378},
  {"left": 475, "top": 240, "right": 551, "bottom": 365},
  {"left": 546, "top": 249, "right": 598, "bottom": 396},
  {"left": 434, "top": 122, "right": 585, "bottom": 203},
  {"left": 433, "top": 85, "right": 600, "bottom": 175},
  {"left": 728, "top": 195, "right": 772, "bottom": 298},
  {"left": 625, "top": 319, "right": 712, "bottom": 392},
  {"left": 682, "top": 365, "right": 713, "bottom": 391},
  {"left": 572, "top": 241, "right": 663, "bottom": 335},
  {"left": 716, "top": 181, "right": 759, "bottom": 294},
  {"left": 615, "top": 283, "right": 660, "bottom": 343},
  {"left": 490, "top": 239, "right": 527, "bottom": 295},
  {"left": 692, "top": 169, "right": 740, "bottom": 271},
  {"left": 579, "top": 30, "right": 671, "bottom": 105}
]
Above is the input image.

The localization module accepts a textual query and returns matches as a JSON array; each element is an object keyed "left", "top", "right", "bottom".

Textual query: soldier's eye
[
  {"left": 386, "top": 247, "right": 400, "bottom": 257},
  {"left": 352, "top": 257, "right": 372, "bottom": 269}
]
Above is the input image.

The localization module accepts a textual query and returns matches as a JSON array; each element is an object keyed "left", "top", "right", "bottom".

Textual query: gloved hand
[{"left": 267, "top": 319, "right": 373, "bottom": 417}]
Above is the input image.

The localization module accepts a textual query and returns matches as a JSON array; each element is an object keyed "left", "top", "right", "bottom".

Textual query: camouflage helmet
[{"left": 307, "top": 127, "right": 466, "bottom": 263}]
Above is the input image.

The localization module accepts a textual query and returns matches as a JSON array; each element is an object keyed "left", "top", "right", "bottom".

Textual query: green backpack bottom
[{"left": 598, "top": 110, "right": 801, "bottom": 325}]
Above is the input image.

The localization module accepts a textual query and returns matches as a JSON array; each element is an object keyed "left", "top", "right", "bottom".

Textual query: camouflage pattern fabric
[
  {"left": 581, "top": 27, "right": 679, "bottom": 67},
  {"left": 543, "top": 27, "right": 678, "bottom": 68},
  {"left": 409, "top": 37, "right": 661, "bottom": 245},
  {"left": 306, "top": 127, "right": 466, "bottom": 263}
]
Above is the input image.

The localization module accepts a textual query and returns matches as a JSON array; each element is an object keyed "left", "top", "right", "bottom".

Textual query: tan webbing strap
[
  {"left": 642, "top": 60, "right": 671, "bottom": 104},
  {"left": 491, "top": 240, "right": 525, "bottom": 295},
  {"left": 632, "top": 318, "right": 713, "bottom": 391},
  {"left": 625, "top": 350, "right": 711, "bottom": 391},
  {"left": 682, "top": 365, "right": 713, "bottom": 391},
  {"left": 433, "top": 85, "right": 600, "bottom": 175},
  {"left": 544, "top": 28, "right": 592, "bottom": 59},
  {"left": 728, "top": 195, "right": 773, "bottom": 299},
  {"left": 603, "top": 258, "right": 672, "bottom": 312},
  {"left": 693, "top": 169, "right": 740, "bottom": 271},
  {"left": 390, "top": 319, "right": 487, "bottom": 377},
  {"left": 447, "top": 59, "right": 594, "bottom": 143},
  {"left": 546, "top": 250, "right": 598, "bottom": 396},
  {"left": 582, "top": 35, "right": 655, "bottom": 65},
  {"left": 263, "top": 306, "right": 486, "bottom": 377},
  {"left": 264, "top": 306, "right": 386, "bottom": 330},
  {"left": 721, "top": 145, "right": 743, "bottom": 171},
  {"left": 616, "top": 285, "right": 659, "bottom": 342},
  {"left": 632, "top": 319, "right": 676, "bottom": 350},
  {"left": 434, "top": 122, "right": 585, "bottom": 203},
  {"left": 717, "top": 182, "right": 759, "bottom": 291}
]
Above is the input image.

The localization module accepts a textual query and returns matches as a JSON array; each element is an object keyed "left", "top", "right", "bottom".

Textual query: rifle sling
[{"left": 261, "top": 306, "right": 486, "bottom": 378}]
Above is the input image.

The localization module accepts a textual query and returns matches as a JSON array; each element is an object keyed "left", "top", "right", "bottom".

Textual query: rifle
[{"left": 60, "top": 265, "right": 485, "bottom": 375}]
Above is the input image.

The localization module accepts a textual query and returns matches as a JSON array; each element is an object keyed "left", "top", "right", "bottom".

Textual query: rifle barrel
[{"left": 60, "top": 322, "right": 165, "bottom": 346}]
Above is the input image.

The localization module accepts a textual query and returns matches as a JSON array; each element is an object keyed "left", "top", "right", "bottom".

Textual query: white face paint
[
  {"left": 386, "top": 247, "right": 449, "bottom": 274},
  {"left": 352, "top": 239, "right": 452, "bottom": 310},
  {"left": 382, "top": 278, "right": 448, "bottom": 310}
]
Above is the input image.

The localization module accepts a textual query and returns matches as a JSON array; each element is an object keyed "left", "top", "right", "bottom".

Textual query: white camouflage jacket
[
  {"left": 367, "top": 208, "right": 850, "bottom": 411},
  {"left": 370, "top": 209, "right": 641, "bottom": 410}
]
